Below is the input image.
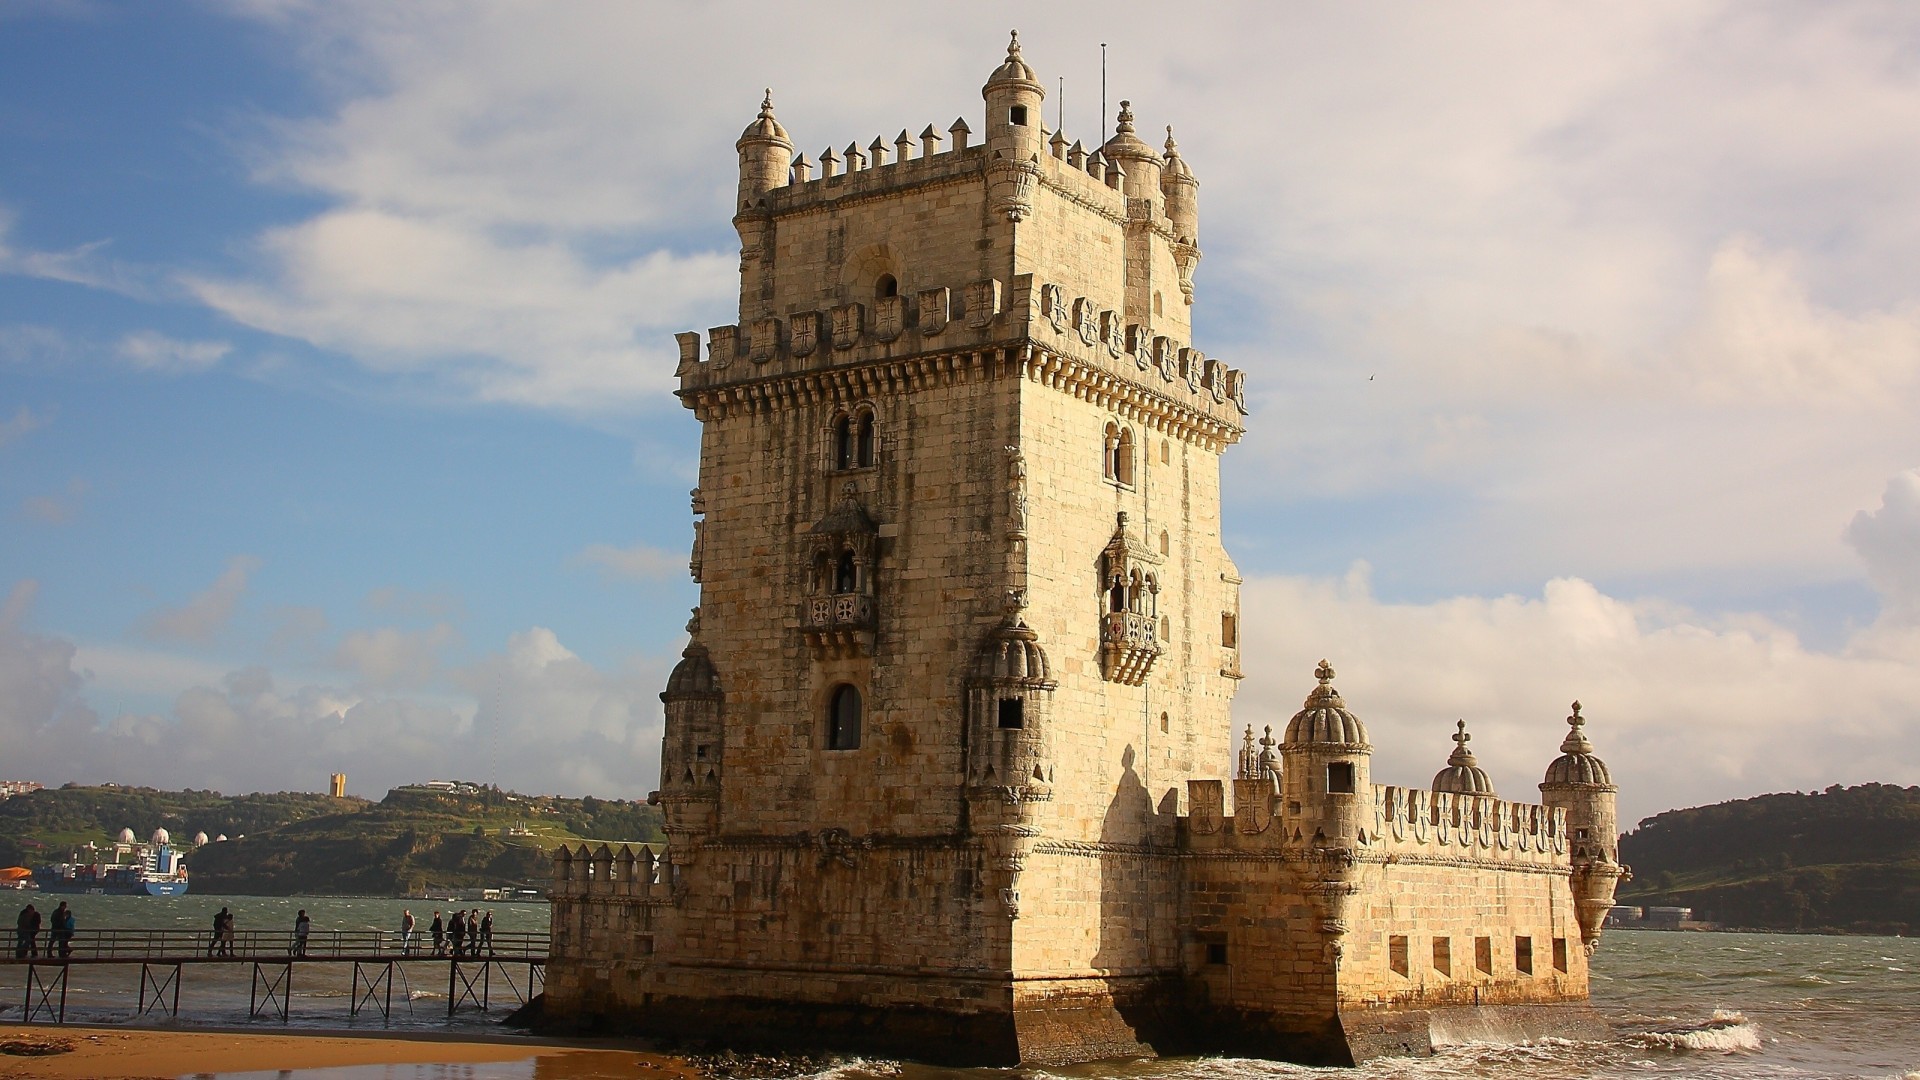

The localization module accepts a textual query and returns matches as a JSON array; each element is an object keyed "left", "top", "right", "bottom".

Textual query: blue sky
[{"left": 4, "top": 2, "right": 1919, "bottom": 825}]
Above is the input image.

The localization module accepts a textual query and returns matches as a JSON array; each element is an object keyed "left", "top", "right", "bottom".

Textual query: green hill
[
  {"left": 0, "top": 783, "right": 663, "bottom": 897},
  {"left": 1618, "top": 782, "right": 1920, "bottom": 934}
]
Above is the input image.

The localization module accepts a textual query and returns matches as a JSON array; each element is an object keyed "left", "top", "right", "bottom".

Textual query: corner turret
[
  {"left": 1099, "top": 101, "right": 1163, "bottom": 210},
  {"left": 1432, "top": 719, "right": 1496, "bottom": 796},
  {"left": 1539, "top": 701, "right": 1625, "bottom": 951},
  {"left": 1280, "top": 660, "right": 1372, "bottom": 846},
  {"left": 982, "top": 30, "right": 1046, "bottom": 163},
  {"left": 1161, "top": 127, "right": 1202, "bottom": 305},
  {"left": 736, "top": 89, "right": 793, "bottom": 211},
  {"left": 655, "top": 609, "right": 724, "bottom": 837}
]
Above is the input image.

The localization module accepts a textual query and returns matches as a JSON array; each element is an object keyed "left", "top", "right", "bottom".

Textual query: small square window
[
  {"left": 1010, "top": 105, "right": 1028, "bottom": 126},
  {"left": 1328, "top": 762, "right": 1356, "bottom": 794},
  {"left": 997, "top": 698, "right": 1024, "bottom": 729},
  {"left": 1205, "top": 942, "right": 1228, "bottom": 965}
]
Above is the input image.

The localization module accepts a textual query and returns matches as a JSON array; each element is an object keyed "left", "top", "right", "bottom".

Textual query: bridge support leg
[
  {"left": 22, "top": 962, "right": 68, "bottom": 1024},
  {"left": 351, "top": 961, "right": 396, "bottom": 1023},
  {"left": 139, "top": 962, "right": 183, "bottom": 1019},
  {"left": 447, "top": 959, "right": 491, "bottom": 1015},
  {"left": 250, "top": 961, "right": 291, "bottom": 1022}
]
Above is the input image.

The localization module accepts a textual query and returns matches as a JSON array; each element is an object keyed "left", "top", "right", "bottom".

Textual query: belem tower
[{"left": 545, "top": 33, "right": 1626, "bottom": 1066}]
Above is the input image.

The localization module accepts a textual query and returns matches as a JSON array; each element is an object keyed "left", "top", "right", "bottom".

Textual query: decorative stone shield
[
  {"left": 1042, "top": 284, "right": 1068, "bottom": 333},
  {"left": 831, "top": 303, "right": 864, "bottom": 350},
  {"left": 873, "top": 295, "right": 904, "bottom": 343},
  {"left": 1073, "top": 297, "right": 1098, "bottom": 346},
  {"left": 918, "top": 287, "right": 950, "bottom": 335},
  {"left": 791, "top": 311, "right": 821, "bottom": 357},
  {"left": 708, "top": 325, "right": 739, "bottom": 369},
  {"left": 1101, "top": 310, "right": 1124, "bottom": 358},
  {"left": 966, "top": 279, "right": 1001, "bottom": 330},
  {"left": 749, "top": 316, "right": 781, "bottom": 364}
]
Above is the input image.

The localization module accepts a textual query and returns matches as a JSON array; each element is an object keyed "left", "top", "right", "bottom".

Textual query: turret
[
  {"left": 1432, "top": 719, "right": 1496, "bottom": 796},
  {"left": 656, "top": 610, "right": 724, "bottom": 837},
  {"left": 735, "top": 90, "right": 793, "bottom": 212},
  {"left": 1539, "top": 701, "right": 1624, "bottom": 951},
  {"left": 1160, "top": 126, "right": 1198, "bottom": 242},
  {"left": 981, "top": 30, "right": 1046, "bottom": 165},
  {"left": 1098, "top": 100, "right": 1163, "bottom": 209},
  {"left": 1279, "top": 660, "right": 1371, "bottom": 848}
]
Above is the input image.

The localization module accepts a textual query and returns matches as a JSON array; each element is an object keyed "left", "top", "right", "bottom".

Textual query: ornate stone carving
[
  {"left": 965, "top": 279, "right": 1001, "bottom": 330},
  {"left": 1073, "top": 297, "right": 1098, "bottom": 346},
  {"left": 918, "top": 287, "right": 950, "bottom": 335},
  {"left": 873, "top": 295, "right": 905, "bottom": 342},
  {"left": 986, "top": 152, "right": 1040, "bottom": 223},
  {"left": 790, "top": 311, "right": 821, "bottom": 357},
  {"left": 1006, "top": 446, "right": 1028, "bottom": 539},
  {"left": 1100, "top": 310, "right": 1124, "bottom": 358},
  {"left": 749, "top": 316, "right": 781, "bottom": 364},
  {"left": 1041, "top": 283, "right": 1068, "bottom": 333},
  {"left": 709, "top": 325, "right": 739, "bottom": 368},
  {"left": 831, "top": 303, "right": 864, "bottom": 349}
]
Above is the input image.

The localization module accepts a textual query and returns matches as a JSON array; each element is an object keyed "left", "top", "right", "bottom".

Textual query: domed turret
[
  {"left": 982, "top": 30, "right": 1045, "bottom": 161},
  {"left": 965, "top": 617, "right": 1057, "bottom": 795},
  {"left": 151, "top": 828, "right": 170, "bottom": 846},
  {"left": 215, "top": 834, "right": 229, "bottom": 843},
  {"left": 1432, "top": 720, "right": 1496, "bottom": 796},
  {"left": 735, "top": 90, "right": 794, "bottom": 212},
  {"left": 1279, "top": 660, "right": 1372, "bottom": 849},
  {"left": 192, "top": 831, "right": 210, "bottom": 846},
  {"left": 657, "top": 610, "right": 725, "bottom": 823},
  {"left": 117, "top": 827, "right": 135, "bottom": 844},
  {"left": 1160, "top": 126, "right": 1198, "bottom": 242},
  {"left": 1539, "top": 701, "right": 1624, "bottom": 951},
  {"left": 1099, "top": 101, "right": 1163, "bottom": 206},
  {"left": 662, "top": 641, "right": 722, "bottom": 702}
]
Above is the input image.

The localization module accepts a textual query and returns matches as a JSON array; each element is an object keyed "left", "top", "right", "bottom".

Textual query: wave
[{"left": 1634, "top": 1010, "right": 1762, "bottom": 1053}]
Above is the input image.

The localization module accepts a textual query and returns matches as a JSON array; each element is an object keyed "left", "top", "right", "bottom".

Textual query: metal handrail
[{"left": 9, "top": 927, "right": 549, "bottom": 962}]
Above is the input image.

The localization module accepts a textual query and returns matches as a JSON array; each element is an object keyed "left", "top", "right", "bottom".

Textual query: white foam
[{"left": 1635, "top": 1010, "right": 1761, "bottom": 1053}]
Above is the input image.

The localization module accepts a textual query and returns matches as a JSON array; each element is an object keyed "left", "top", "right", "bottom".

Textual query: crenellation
[{"left": 550, "top": 31, "right": 1619, "bottom": 1069}]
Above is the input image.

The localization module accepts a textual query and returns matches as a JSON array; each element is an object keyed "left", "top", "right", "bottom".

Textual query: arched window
[
  {"left": 832, "top": 414, "right": 853, "bottom": 470},
  {"left": 1127, "top": 569, "right": 1144, "bottom": 613},
  {"left": 856, "top": 410, "right": 876, "bottom": 468},
  {"left": 1112, "top": 428, "right": 1135, "bottom": 487},
  {"left": 1153, "top": 290, "right": 1164, "bottom": 316},
  {"left": 827, "top": 684, "right": 862, "bottom": 750},
  {"left": 1145, "top": 573, "right": 1160, "bottom": 616},
  {"left": 834, "top": 551, "right": 858, "bottom": 594},
  {"left": 1108, "top": 575, "right": 1127, "bottom": 613},
  {"left": 876, "top": 274, "right": 898, "bottom": 299},
  {"left": 1159, "top": 530, "right": 1170, "bottom": 556},
  {"left": 1102, "top": 422, "right": 1120, "bottom": 480}
]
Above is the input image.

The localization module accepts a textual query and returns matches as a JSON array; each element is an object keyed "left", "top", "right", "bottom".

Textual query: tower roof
[
  {"left": 973, "top": 617, "right": 1054, "bottom": 685},
  {"left": 1161, "top": 126, "right": 1193, "bottom": 181},
  {"left": 738, "top": 89, "right": 792, "bottom": 148},
  {"left": 662, "top": 641, "right": 721, "bottom": 701},
  {"left": 1543, "top": 701, "right": 1614, "bottom": 787},
  {"left": 1100, "top": 100, "right": 1160, "bottom": 164},
  {"left": 983, "top": 30, "right": 1043, "bottom": 95},
  {"left": 1283, "top": 660, "right": 1370, "bottom": 748},
  {"left": 1432, "top": 719, "right": 1496, "bottom": 796}
]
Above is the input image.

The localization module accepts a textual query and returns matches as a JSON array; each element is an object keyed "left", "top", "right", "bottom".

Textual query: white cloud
[
  {"left": 116, "top": 330, "right": 232, "bottom": 374},
  {"left": 136, "top": 555, "right": 261, "bottom": 644},
  {"left": 0, "top": 405, "right": 50, "bottom": 448},
  {"left": 1847, "top": 468, "right": 1920, "bottom": 632},
  {"left": 1236, "top": 563, "right": 1920, "bottom": 828},
  {"left": 574, "top": 541, "right": 681, "bottom": 583},
  {"left": 333, "top": 622, "right": 460, "bottom": 690},
  {"left": 0, "top": 207, "right": 153, "bottom": 298}
]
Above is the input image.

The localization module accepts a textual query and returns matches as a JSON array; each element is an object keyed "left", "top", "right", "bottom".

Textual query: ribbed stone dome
[
  {"left": 1099, "top": 100, "right": 1160, "bottom": 165},
  {"left": 1432, "top": 720, "right": 1496, "bottom": 796},
  {"left": 737, "top": 91, "right": 790, "bottom": 146},
  {"left": 1543, "top": 701, "right": 1614, "bottom": 787},
  {"left": 151, "top": 828, "right": 170, "bottom": 845},
  {"left": 192, "top": 831, "right": 209, "bottom": 846},
  {"left": 1161, "top": 128, "right": 1193, "bottom": 180},
  {"left": 984, "top": 31, "right": 1040, "bottom": 92},
  {"left": 1283, "top": 660, "right": 1370, "bottom": 748},
  {"left": 117, "top": 827, "right": 135, "bottom": 844},
  {"left": 975, "top": 618, "right": 1053, "bottom": 684},
  {"left": 661, "top": 642, "right": 721, "bottom": 701}
]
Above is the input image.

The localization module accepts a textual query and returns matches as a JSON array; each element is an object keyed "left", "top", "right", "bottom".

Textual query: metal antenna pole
[{"left": 1101, "top": 43, "right": 1108, "bottom": 140}]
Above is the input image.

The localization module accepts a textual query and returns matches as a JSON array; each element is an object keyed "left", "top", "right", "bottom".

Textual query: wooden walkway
[{"left": 3, "top": 928, "right": 548, "bottom": 1024}]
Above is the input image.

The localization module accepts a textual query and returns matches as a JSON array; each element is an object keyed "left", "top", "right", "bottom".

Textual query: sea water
[{"left": 4, "top": 904, "right": 1919, "bottom": 1079}]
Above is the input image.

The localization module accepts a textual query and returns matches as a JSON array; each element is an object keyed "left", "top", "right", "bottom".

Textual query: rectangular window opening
[
  {"left": 1328, "top": 762, "right": 1356, "bottom": 794},
  {"left": 1516, "top": 936, "right": 1534, "bottom": 975},
  {"left": 1432, "top": 937, "right": 1451, "bottom": 976},
  {"left": 1474, "top": 936, "right": 1493, "bottom": 975},
  {"left": 1552, "top": 937, "right": 1569, "bottom": 973},
  {"left": 1388, "top": 935, "right": 1409, "bottom": 977},
  {"left": 1010, "top": 105, "right": 1028, "bottom": 126},
  {"left": 997, "top": 698, "right": 1025, "bottom": 729},
  {"left": 1205, "top": 942, "right": 1228, "bottom": 966}
]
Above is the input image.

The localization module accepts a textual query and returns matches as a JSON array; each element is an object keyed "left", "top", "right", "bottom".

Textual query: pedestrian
[
  {"left": 448, "top": 909, "right": 466, "bottom": 957},
  {"left": 215, "top": 907, "right": 236, "bottom": 957},
  {"left": 480, "top": 910, "right": 494, "bottom": 956},
  {"left": 293, "top": 910, "right": 311, "bottom": 957},
  {"left": 15, "top": 903, "right": 38, "bottom": 959},
  {"left": 429, "top": 910, "right": 445, "bottom": 956},
  {"left": 467, "top": 909, "right": 481, "bottom": 956},
  {"left": 399, "top": 909, "right": 416, "bottom": 955},
  {"left": 207, "top": 907, "right": 224, "bottom": 957},
  {"left": 49, "top": 901, "right": 72, "bottom": 958}
]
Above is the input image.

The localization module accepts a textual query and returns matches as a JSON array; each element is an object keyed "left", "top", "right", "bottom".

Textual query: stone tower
[{"left": 546, "top": 32, "right": 1620, "bottom": 1067}]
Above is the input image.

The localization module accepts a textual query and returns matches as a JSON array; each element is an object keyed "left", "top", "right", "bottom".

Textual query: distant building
[
  {"left": 328, "top": 773, "right": 347, "bottom": 799},
  {"left": 544, "top": 33, "right": 1624, "bottom": 1068},
  {"left": 0, "top": 781, "right": 42, "bottom": 800}
]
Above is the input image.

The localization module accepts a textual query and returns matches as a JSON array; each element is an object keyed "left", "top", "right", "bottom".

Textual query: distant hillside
[
  {"left": 1619, "top": 782, "right": 1920, "bottom": 934},
  {"left": 0, "top": 783, "right": 663, "bottom": 897}
]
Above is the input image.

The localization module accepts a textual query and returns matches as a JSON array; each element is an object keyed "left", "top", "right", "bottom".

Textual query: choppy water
[{"left": 4, "top": 906, "right": 1919, "bottom": 1079}]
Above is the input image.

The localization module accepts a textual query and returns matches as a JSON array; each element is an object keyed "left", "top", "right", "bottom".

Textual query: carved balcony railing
[
  {"left": 1100, "top": 611, "right": 1161, "bottom": 685},
  {"left": 802, "top": 593, "right": 876, "bottom": 658}
]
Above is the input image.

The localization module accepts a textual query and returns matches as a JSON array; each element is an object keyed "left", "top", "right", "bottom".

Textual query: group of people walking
[
  {"left": 399, "top": 907, "right": 493, "bottom": 956},
  {"left": 13, "top": 902, "right": 76, "bottom": 958}
]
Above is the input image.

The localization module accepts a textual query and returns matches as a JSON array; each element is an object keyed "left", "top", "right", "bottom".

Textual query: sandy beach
[{"left": 0, "top": 1024, "right": 696, "bottom": 1079}]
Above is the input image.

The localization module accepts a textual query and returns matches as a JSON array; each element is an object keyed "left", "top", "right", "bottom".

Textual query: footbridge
[{"left": 2, "top": 928, "right": 547, "bottom": 1025}]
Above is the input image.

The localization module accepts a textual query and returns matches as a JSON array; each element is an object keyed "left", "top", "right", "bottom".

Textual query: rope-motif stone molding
[
  {"left": 1021, "top": 347, "right": 1240, "bottom": 450},
  {"left": 684, "top": 350, "right": 996, "bottom": 423}
]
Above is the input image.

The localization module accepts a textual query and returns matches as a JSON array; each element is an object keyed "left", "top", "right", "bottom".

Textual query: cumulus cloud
[
  {"left": 1847, "top": 468, "right": 1920, "bottom": 633},
  {"left": 116, "top": 330, "right": 231, "bottom": 374},
  {"left": 137, "top": 555, "right": 261, "bottom": 644},
  {"left": 1236, "top": 564, "right": 1920, "bottom": 827},
  {"left": 333, "top": 622, "right": 460, "bottom": 690},
  {"left": 574, "top": 541, "right": 681, "bottom": 583}
]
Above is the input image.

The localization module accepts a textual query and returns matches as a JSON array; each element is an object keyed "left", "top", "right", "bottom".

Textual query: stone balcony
[
  {"left": 1100, "top": 611, "right": 1161, "bottom": 686},
  {"left": 802, "top": 592, "right": 876, "bottom": 659}
]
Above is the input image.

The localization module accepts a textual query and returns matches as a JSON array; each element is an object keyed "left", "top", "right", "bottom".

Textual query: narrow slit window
[
  {"left": 1432, "top": 937, "right": 1451, "bottom": 976},
  {"left": 827, "top": 684, "right": 863, "bottom": 750},
  {"left": 1516, "top": 936, "right": 1534, "bottom": 975},
  {"left": 856, "top": 411, "right": 876, "bottom": 467},
  {"left": 1552, "top": 937, "right": 1569, "bottom": 973},
  {"left": 1388, "top": 935, "right": 1409, "bottom": 977},
  {"left": 1222, "top": 612, "right": 1239, "bottom": 648},
  {"left": 832, "top": 415, "right": 853, "bottom": 470},
  {"left": 1475, "top": 936, "right": 1493, "bottom": 975}
]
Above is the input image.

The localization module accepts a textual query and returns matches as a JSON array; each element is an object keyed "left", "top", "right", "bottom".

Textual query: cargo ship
[{"left": 34, "top": 828, "right": 191, "bottom": 896}]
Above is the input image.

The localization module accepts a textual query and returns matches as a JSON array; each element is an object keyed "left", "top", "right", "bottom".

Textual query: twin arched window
[
  {"left": 827, "top": 684, "right": 863, "bottom": 750},
  {"left": 833, "top": 409, "right": 877, "bottom": 470},
  {"left": 1103, "top": 422, "right": 1135, "bottom": 486},
  {"left": 1108, "top": 569, "right": 1158, "bottom": 615}
]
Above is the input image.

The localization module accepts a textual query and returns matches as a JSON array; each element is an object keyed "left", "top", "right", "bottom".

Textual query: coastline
[{"left": 0, "top": 1023, "right": 696, "bottom": 1080}]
